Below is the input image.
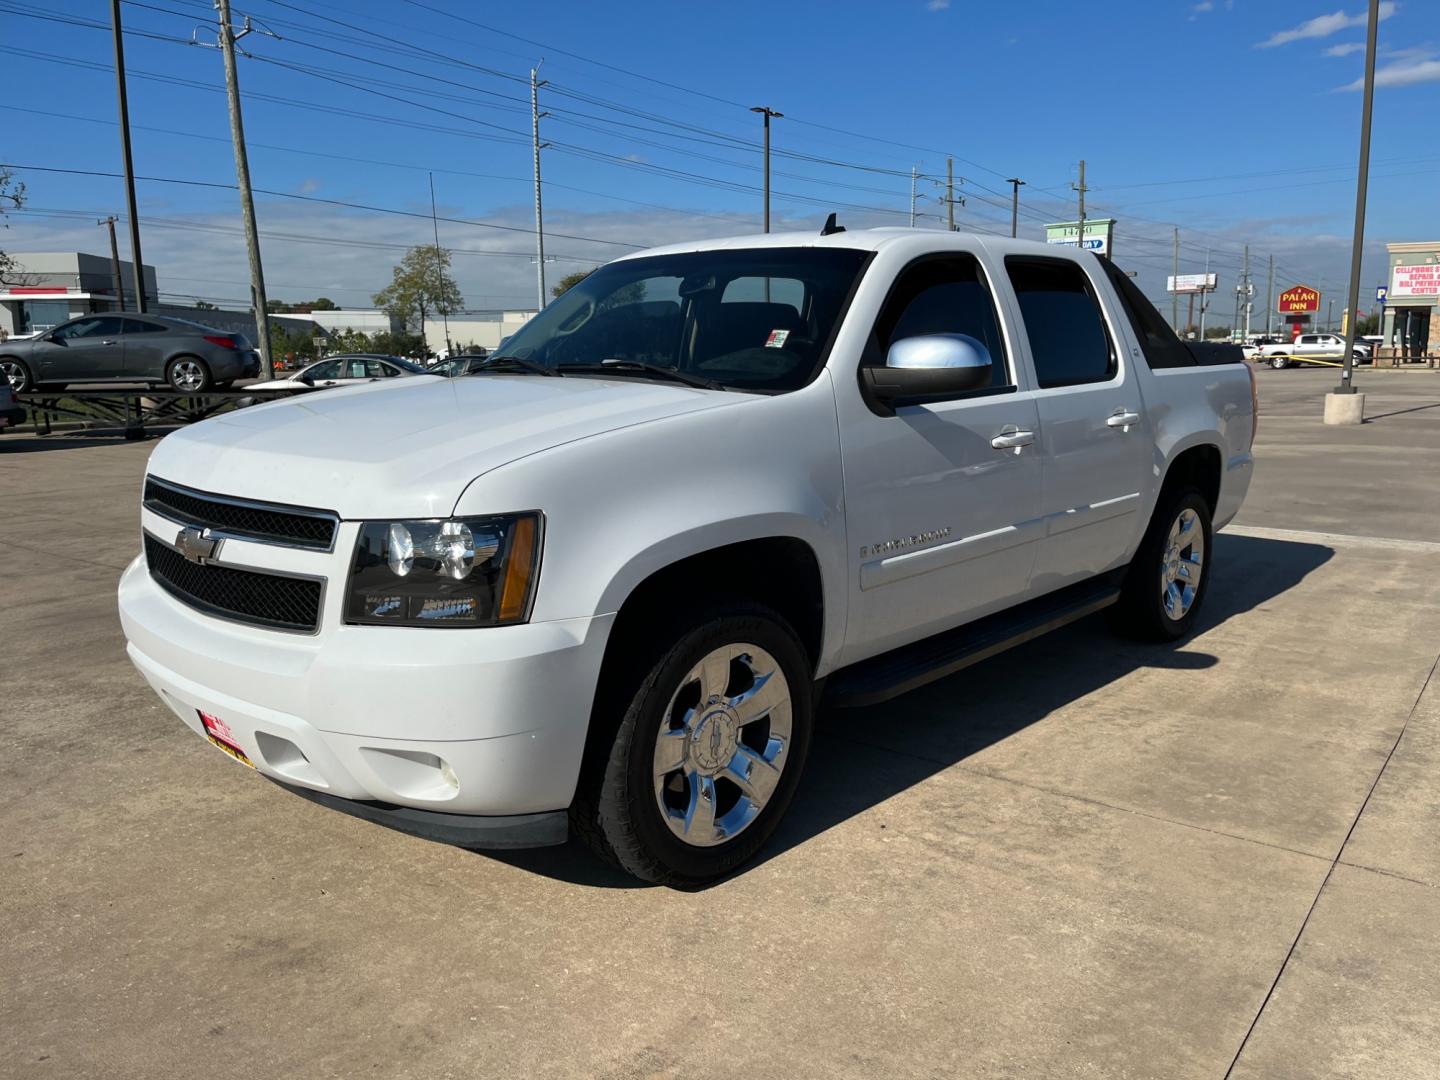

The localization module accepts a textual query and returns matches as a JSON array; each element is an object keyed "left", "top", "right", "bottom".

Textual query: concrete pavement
[{"left": 2, "top": 367, "right": 1438, "bottom": 1078}]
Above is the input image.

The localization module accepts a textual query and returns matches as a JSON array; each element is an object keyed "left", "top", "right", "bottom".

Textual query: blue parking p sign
[{"left": 1376, "top": 286, "right": 1388, "bottom": 302}]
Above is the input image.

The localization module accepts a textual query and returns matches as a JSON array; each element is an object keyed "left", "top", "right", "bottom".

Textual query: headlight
[{"left": 345, "top": 513, "right": 541, "bottom": 627}]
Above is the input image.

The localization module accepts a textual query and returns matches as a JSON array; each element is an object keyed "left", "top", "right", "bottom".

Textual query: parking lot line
[{"left": 1223, "top": 523, "right": 1440, "bottom": 555}]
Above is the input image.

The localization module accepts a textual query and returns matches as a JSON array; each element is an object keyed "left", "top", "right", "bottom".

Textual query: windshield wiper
[
  {"left": 467, "top": 356, "right": 562, "bottom": 377},
  {"left": 561, "top": 359, "right": 723, "bottom": 391}
]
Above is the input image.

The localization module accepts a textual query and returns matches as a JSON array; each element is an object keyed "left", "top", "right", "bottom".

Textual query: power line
[{"left": 0, "top": 162, "right": 644, "bottom": 247}]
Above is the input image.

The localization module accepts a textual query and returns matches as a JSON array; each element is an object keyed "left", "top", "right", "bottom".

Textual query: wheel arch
[{"left": 1159, "top": 440, "right": 1222, "bottom": 515}]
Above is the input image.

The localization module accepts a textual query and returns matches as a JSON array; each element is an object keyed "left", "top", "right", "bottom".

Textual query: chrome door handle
[
  {"left": 1106, "top": 409, "right": 1142, "bottom": 430},
  {"left": 991, "top": 429, "right": 1036, "bottom": 451},
  {"left": 101, "top": 339, "right": 118, "bottom": 345}
]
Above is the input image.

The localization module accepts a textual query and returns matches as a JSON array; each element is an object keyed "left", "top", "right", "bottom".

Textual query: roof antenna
[{"left": 820, "top": 212, "right": 845, "bottom": 236}]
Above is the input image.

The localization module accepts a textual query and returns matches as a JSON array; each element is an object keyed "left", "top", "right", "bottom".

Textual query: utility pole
[
  {"left": 1199, "top": 247, "right": 1211, "bottom": 340},
  {"left": 1007, "top": 178, "right": 1025, "bottom": 238},
  {"left": 750, "top": 106, "right": 782, "bottom": 233},
  {"left": 1265, "top": 254, "right": 1275, "bottom": 336},
  {"left": 532, "top": 62, "right": 548, "bottom": 309},
  {"left": 1327, "top": 298, "right": 1335, "bottom": 332},
  {"left": 215, "top": 0, "right": 273, "bottom": 377},
  {"left": 110, "top": 0, "right": 146, "bottom": 313},
  {"left": 1336, "top": 0, "right": 1380, "bottom": 402},
  {"left": 429, "top": 173, "right": 451, "bottom": 359},
  {"left": 98, "top": 216, "right": 125, "bottom": 313},
  {"left": 910, "top": 166, "right": 919, "bottom": 227},
  {"left": 946, "top": 158, "right": 955, "bottom": 231},
  {"left": 1071, "top": 160, "right": 1088, "bottom": 255},
  {"left": 1171, "top": 228, "right": 1180, "bottom": 332},
  {"left": 1242, "top": 244, "right": 1252, "bottom": 340}
]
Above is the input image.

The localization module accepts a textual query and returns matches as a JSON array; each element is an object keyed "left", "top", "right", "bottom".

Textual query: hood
[{"left": 145, "top": 374, "right": 738, "bottom": 518}]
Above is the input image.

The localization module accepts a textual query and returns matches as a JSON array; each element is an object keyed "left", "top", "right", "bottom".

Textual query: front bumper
[{"left": 119, "top": 553, "right": 614, "bottom": 836}]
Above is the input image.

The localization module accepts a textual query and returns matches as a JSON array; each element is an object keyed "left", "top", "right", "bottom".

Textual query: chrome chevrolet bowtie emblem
[{"left": 176, "top": 526, "right": 220, "bottom": 565}]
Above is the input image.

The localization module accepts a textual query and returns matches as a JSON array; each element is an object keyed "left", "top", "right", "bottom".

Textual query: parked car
[
  {"left": 1257, "top": 332, "right": 1370, "bottom": 369},
  {"left": 0, "top": 379, "right": 24, "bottom": 431},
  {"left": 118, "top": 227, "right": 1255, "bottom": 885},
  {"left": 428, "top": 354, "right": 491, "bottom": 377},
  {"left": 0, "top": 314, "right": 261, "bottom": 393},
  {"left": 266, "top": 354, "right": 428, "bottom": 390}
]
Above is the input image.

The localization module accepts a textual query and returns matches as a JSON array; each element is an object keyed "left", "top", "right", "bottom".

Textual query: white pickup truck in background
[
  {"left": 118, "top": 226, "right": 1256, "bottom": 885},
  {"left": 1259, "top": 331, "right": 1371, "bottom": 369}
]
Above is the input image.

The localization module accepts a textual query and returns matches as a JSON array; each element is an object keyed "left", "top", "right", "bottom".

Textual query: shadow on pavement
[
  {"left": 486, "top": 534, "right": 1334, "bottom": 889},
  {"left": 0, "top": 426, "right": 181, "bottom": 451}
]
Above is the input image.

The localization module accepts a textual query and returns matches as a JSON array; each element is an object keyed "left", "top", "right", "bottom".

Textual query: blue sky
[{"left": 3, "top": 0, "right": 1437, "bottom": 324}]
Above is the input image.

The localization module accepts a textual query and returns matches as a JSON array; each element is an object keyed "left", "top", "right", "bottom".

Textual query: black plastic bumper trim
[{"left": 269, "top": 778, "right": 569, "bottom": 849}]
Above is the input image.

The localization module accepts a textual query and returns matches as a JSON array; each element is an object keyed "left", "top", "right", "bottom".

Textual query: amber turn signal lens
[{"left": 498, "top": 515, "right": 538, "bottom": 622}]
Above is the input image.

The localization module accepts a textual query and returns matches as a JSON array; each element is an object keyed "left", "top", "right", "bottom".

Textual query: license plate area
[{"left": 199, "top": 710, "right": 255, "bottom": 769}]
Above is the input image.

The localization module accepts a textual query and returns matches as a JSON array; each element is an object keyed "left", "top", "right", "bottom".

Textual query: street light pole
[
  {"left": 750, "top": 106, "right": 782, "bottom": 233},
  {"left": 1335, "top": 0, "right": 1380, "bottom": 402},
  {"left": 109, "top": 0, "right": 146, "bottom": 313}
]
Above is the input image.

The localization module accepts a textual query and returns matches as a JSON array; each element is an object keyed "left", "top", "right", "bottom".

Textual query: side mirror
[
  {"left": 298, "top": 371, "right": 315, "bottom": 385},
  {"left": 861, "top": 333, "right": 993, "bottom": 412}
]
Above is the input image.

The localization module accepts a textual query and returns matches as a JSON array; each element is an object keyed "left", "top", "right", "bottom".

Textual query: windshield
[{"left": 492, "top": 247, "right": 870, "bottom": 393}]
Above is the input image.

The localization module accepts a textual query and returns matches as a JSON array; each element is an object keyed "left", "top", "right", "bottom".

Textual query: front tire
[
  {"left": 166, "top": 356, "right": 212, "bottom": 392},
  {"left": 1111, "top": 488, "right": 1213, "bottom": 641},
  {"left": 1270, "top": 356, "right": 1288, "bottom": 370},
  {"left": 573, "top": 603, "right": 813, "bottom": 886},
  {"left": 1, "top": 358, "right": 35, "bottom": 393}
]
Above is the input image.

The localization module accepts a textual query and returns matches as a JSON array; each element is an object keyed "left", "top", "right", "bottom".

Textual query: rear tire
[
  {"left": 1111, "top": 487, "right": 1213, "bottom": 641},
  {"left": 166, "top": 356, "right": 212, "bottom": 392},
  {"left": 572, "top": 603, "right": 813, "bottom": 886}
]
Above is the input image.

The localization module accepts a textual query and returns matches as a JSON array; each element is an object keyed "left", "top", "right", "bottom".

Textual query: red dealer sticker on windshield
[{"left": 765, "top": 329, "right": 791, "bottom": 348}]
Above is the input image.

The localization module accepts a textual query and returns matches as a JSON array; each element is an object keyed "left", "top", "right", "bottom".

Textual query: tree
[
  {"left": 0, "top": 167, "right": 27, "bottom": 285},
  {"left": 311, "top": 297, "right": 337, "bottom": 311},
  {"left": 194, "top": 300, "right": 217, "bottom": 310},
  {"left": 551, "top": 269, "right": 593, "bottom": 299},
  {"left": 373, "top": 245, "right": 462, "bottom": 333},
  {"left": 1355, "top": 313, "right": 1379, "bottom": 336}
]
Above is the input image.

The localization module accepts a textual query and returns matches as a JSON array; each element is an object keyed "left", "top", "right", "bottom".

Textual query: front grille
[
  {"left": 144, "top": 533, "right": 323, "bottom": 633},
  {"left": 144, "top": 477, "right": 337, "bottom": 551}
]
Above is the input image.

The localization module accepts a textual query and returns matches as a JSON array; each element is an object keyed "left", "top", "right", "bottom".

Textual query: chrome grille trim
[{"left": 144, "top": 475, "right": 339, "bottom": 552}]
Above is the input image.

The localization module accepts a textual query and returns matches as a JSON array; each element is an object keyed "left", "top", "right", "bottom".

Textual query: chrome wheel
[
  {"left": 169, "top": 358, "right": 206, "bottom": 391},
  {"left": 1, "top": 360, "right": 28, "bottom": 392},
  {"left": 1160, "top": 507, "right": 1205, "bottom": 621},
  {"left": 652, "top": 642, "right": 792, "bottom": 848}
]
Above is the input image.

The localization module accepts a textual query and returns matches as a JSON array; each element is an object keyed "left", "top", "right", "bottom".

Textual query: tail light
[
  {"left": 203, "top": 335, "right": 238, "bottom": 350},
  {"left": 1247, "top": 362, "right": 1259, "bottom": 448}
]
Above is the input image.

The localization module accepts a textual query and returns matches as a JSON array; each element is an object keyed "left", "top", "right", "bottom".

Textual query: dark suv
[{"left": 0, "top": 314, "right": 262, "bottom": 393}]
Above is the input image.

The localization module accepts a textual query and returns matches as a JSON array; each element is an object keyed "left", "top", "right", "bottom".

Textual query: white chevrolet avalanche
[{"left": 119, "top": 227, "right": 1257, "bottom": 885}]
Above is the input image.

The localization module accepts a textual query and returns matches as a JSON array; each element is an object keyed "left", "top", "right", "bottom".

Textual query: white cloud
[
  {"left": 1323, "top": 41, "right": 1365, "bottom": 56},
  {"left": 1339, "top": 54, "right": 1440, "bottom": 89},
  {"left": 1256, "top": 3, "right": 1396, "bottom": 48},
  {"left": 926, "top": 0, "right": 950, "bottom": 10},
  {"left": 1193, "top": 1, "right": 1214, "bottom": 12}
]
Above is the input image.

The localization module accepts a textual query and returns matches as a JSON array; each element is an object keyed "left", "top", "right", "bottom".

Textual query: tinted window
[
  {"left": 1099, "top": 259, "right": 1194, "bottom": 369},
  {"left": 867, "top": 255, "right": 1010, "bottom": 391},
  {"left": 55, "top": 317, "right": 124, "bottom": 341},
  {"left": 1005, "top": 257, "right": 1115, "bottom": 388},
  {"left": 123, "top": 319, "right": 168, "bottom": 334},
  {"left": 306, "top": 360, "right": 340, "bottom": 380},
  {"left": 345, "top": 359, "right": 370, "bottom": 379},
  {"left": 367, "top": 360, "right": 400, "bottom": 378}
]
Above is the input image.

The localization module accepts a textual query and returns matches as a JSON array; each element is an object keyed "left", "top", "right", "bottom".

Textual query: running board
[{"left": 824, "top": 572, "right": 1124, "bottom": 708}]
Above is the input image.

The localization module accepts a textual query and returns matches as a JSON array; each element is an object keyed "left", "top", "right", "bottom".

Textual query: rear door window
[
  {"left": 123, "top": 319, "right": 168, "bottom": 335},
  {"left": 1004, "top": 257, "right": 1116, "bottom": 388}
]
